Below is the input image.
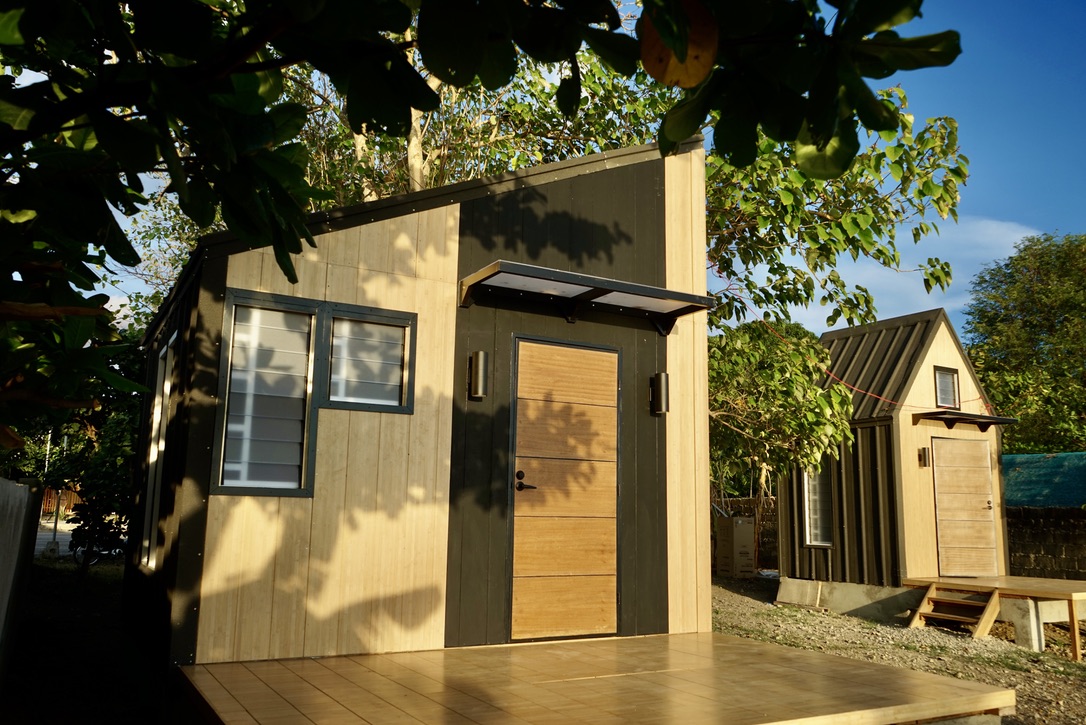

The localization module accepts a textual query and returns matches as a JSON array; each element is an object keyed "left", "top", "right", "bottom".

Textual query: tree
[
  {"left": 0, "top": 0, "right": 961, "bottom": 443},
  {"left": 964, "top": 234, "right": 1086, "bottom": 454},
  {"left": 708, "top": 86, "right": 965, "bottom": 328},
  {"left": 708, "top": 321, "right": 852, "bottom": 501}
]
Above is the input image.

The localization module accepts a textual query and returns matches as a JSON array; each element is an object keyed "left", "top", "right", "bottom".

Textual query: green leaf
[
  {"left": 477, "top": 37, "right": 518, "bottom": 91},
  {"left": 713, "top": 114, "right": 758, "bottom": 168},
  {"left": 662, "top": 82, "right": 715, "bottom": 142},
  {"left": 177, "top": 176, "right": 217, "bottom": 228},
  {"left": 0, "top": 8, "right": 25, "bottom": 45},
  {"left": 0, "top": 95, "right": 34, "bottom": 130},
  {"left": 555, "top": 73, "right": 581, "bottom": 117},
  {"left": 513, "top": 6, "right": 582, "bottom": 64},
  {"left": 92, "top": 113, "right": 161, "bottom": 171},
  {"left": 1, "top": 208, "right": 36, "bottom": 223},
  {"left": 582, "top": 27, "right": 639, "bottom": 77},
  {"left": 97, "top": 367, "right": 149, "bottom": 394},
  {"left": 841, "top": 0, "right": 922, "bottom": 37},
  {"left": 417, "top": 0, "right": 484, "bottom": 85},
  {"left": 844, "top": 73, "right": 898, "bottom": 132},
  {"left": 854, "top": 31, "right": 962, "bottom": 75},
  {"left": 796, "top": 119, "right": 860, "bottom": 179}
]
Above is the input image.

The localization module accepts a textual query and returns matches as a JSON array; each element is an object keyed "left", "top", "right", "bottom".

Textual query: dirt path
[{"left": 712, "top": 577, "right": 1086, "bottom": 724}]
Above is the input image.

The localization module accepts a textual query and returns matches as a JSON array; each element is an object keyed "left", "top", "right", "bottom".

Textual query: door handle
[{"left": 516, "top": 481, "right": 537, "bottom": 491}]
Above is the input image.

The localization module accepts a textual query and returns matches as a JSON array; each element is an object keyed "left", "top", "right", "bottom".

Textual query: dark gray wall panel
[{"left": 446, "top": 160, "right": 672, "bottom": 646}]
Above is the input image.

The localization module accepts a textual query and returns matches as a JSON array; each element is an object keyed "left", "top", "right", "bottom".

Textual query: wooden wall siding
[
  {"left": 194, "top": 205, "right": 460, "bottom": 664},
  {"left": 663, "top": 148, "right": 712, "bottom": 634},
  {"left": 779, "top": 423, "right": 900, "bottom": 586},
  {"left": 896, "top": 320, "right": 1007, "bottom": 579},
  {"left": 446, "top": 155, "right": 677, "bottom": 647}
]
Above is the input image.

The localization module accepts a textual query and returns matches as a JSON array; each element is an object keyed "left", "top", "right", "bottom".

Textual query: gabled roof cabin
[{"left": 779, "top": 309, "right": 1014, "bottom": 587}]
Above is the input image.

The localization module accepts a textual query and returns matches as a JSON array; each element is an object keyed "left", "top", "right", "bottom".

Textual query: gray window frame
[
  {"left": 934, "top": 366, "right": 960, "bottom": 410},
  {"left": 212, "top": 290, "right": 416, "bottom": 497},
  {"left": 803, "top": 458, "right": 834, "bottom": 548}
]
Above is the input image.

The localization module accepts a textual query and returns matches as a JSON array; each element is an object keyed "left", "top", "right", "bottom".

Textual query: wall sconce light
[
  {"left": 650, "top": 372, "right": 669, "bottom": 416},
  {"left": 469, "top": 350, "right": 489, "bottom": 399},
  {"left": 918, "top": 447, "right": 930, "bottom": 467}
]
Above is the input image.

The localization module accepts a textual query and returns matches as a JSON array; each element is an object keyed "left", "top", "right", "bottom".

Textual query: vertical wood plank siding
[
  {"left": 780, "top": 423, "right": 900, "bottom": 586},
  {"left": 192, "top": 205, "right": 460, "bottom": 664},
  {"left": 663, "top": 149, "right": 712, "bottom": 633}
]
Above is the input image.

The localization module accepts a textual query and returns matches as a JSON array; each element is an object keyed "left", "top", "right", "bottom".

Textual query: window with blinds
[
  {"left": 329, "top": 318, "right": 406, "bottom": 406},
  {"left": 214, "top": 291, "right": 417, "bottom": 495},
  {"left": 804, "top": 461, "right": 833, "bottom": 547},
  {"left": 223, "top": 306, "right": 312, "bottom": 489},
  {"left": 935, "top": 367, "right": 960, "bottom": 409}
]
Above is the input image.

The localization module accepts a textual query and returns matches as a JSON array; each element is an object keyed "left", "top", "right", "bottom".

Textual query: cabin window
[
  {"left": 223, "top": 305, "right": 313, "bottom": 490},
  {"left": 803, "top": 461, "right": 833, "bottom": 547},
  {"left": 324, "top": 309, "right": 415, "bottom": 413},
  {"left": 935, "top": 367, "right": 960, "bottom": 409},
  {"left": 215, "top": 290, "right": 416, "bottom": 496},
  {"left": 141, "top": 331, "right": 177, "bottom": 569}
]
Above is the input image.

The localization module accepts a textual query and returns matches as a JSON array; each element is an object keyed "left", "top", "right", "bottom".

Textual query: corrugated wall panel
[{"left": 779, "top": 423, "right": 898, "bottom": 586}]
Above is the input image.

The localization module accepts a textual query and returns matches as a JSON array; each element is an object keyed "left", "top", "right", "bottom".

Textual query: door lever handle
[{"left": 516, "top": 481, "right": 537, "bottom": 491}]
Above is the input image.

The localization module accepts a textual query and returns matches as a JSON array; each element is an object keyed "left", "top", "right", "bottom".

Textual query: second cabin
[{"left": 779, "top": 309, "right": 1016, "bottom": 588}]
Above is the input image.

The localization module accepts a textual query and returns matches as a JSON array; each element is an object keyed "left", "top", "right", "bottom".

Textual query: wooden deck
[
  {"left": 180, "top": 633, "right": 1014, "bottom": 724},
  {"left": 903, "top": 575, "right": 1086, "bottom": 661}
]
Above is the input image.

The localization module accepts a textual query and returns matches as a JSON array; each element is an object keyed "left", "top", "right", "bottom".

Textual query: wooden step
[
  {"left": 909, "top": 584, "right": 1001, "bottom": 639},
  {"left": 929, "top": 596, "right": 986, "bottom": 608},
  {"left": 919, "top": 611, "right": 981, "bottom": 624}
]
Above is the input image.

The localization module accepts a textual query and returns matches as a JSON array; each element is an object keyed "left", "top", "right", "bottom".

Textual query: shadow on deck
[{"left": 177, "top": 633, "right": 1014, "bottom": 724}]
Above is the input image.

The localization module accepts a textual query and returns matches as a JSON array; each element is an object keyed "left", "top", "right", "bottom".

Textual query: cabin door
[
  {"left": 933, "top": 437, "right": 998, "bottom": 577},
  {"left": 510, "top": 340, "right": 618, "bottom": 640}
]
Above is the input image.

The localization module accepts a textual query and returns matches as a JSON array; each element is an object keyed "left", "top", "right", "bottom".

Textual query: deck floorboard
[{"left": 180, "top": 633, "right": 1014, "bottom": 724}]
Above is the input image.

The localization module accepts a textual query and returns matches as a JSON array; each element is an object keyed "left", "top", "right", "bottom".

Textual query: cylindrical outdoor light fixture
[
  {"left": 651, "top": 372, "right": 669, "bottom": 415},
  {"left": 469, "top": 350, "right": 489, "bottom": 399}
]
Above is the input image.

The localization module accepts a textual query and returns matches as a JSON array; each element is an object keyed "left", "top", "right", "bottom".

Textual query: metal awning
[
  {"left": 458, "top": 260, "right": 714, "bottom": 336},
  {"left": 912, "top": 410, "right": 1018, "bottom": 432}
]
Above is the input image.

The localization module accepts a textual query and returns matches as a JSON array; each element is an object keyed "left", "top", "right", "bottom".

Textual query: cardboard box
[{"left": 715, "top": 516, "right": 756, "bottom": 577}]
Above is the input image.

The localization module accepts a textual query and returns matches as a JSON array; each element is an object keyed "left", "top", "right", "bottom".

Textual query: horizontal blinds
[
  {"left": 936, "top": 370, "right": 959, "bottom": 408},
  {"left": 329, "top": 318, "right": 405, "bottom": 405},
  {"left": 805, "top": 466, "right": 833, "bottom": 546},
  {"left": 223, "top": 307, "right": 311, "bottom": 489}
]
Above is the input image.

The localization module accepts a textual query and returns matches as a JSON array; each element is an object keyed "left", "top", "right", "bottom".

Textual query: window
[
  {"left": 215, "top": 291, "right": 416, "bottom": 496},
  {"left": 935, "top": 367, "right": 959, "bottom": 409},
  {"left": 223, "top": 306, "right": 312, "bottom": 490},
  {"left": 327, "top": 314, "right": 412, "bottom": 410},
  {"left": 141, "top": 331, "right": 177, "bottom": 569},
  {"left": 803, "top": 459, "right": 833, "bottom": 547}
]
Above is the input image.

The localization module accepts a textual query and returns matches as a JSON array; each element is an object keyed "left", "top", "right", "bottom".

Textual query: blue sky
[{"left": 783, "top": 0, "right": 1086, "bottom": 338}]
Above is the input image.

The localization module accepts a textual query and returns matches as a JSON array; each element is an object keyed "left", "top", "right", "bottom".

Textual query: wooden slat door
[
  {"left": 933, "top": 438, "right": 998, "bottom": 577},
  {"left": 511, "top": 341, "right": 618, "bottom": 640}
]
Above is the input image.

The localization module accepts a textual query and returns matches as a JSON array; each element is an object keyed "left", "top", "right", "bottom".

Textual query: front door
[
  {"left": 510, "top": 340, "right": 618, "bottom": 640},
  {"left": 933, "top": 437, "right": 998, "bottom": 577}
]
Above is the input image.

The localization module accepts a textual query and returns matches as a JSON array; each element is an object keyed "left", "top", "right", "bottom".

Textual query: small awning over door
[
  {"left": 459, "top": 260, "right": 713, "bottom": 335},
  {"left": 912, "top": 410, "right": 1017, "bottom": 432}
]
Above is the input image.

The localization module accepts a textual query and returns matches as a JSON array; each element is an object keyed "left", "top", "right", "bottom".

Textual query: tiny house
[
  {"left": 779, "top": 309, "right": 1015, "bottom": 587},
  {"left": 130, "top": 143, "right": 713, "bottom": 667}
]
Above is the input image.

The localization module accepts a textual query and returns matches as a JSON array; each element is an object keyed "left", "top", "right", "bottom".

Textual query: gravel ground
[{"left": 712, "top": 576, "right": 1086, "bottom": 725}]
